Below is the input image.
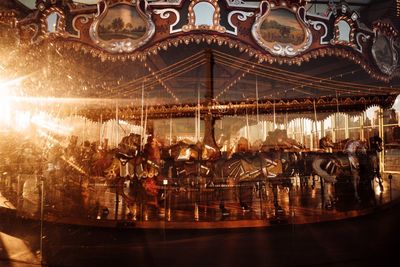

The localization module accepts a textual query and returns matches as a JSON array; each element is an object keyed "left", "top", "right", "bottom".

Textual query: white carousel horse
[{"left": 312, "top": 139, "right": 370, "bottom": 208}]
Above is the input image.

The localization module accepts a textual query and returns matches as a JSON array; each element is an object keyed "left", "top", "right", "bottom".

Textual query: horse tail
[{"left": 312, "top": 157, "right": 337, "bottom": 184}]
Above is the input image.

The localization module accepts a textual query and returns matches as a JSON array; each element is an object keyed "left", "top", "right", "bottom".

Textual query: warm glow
[
  {"left": 0, "top": 97, "right": 11, "bottom": 126},
  {"left": 15, "top": 111, "right": 31, "bottom": 131},
  {"left": 0, "top": 78, "right": 22, "bottom": 127},
  {"left": 31, "top": 112, "right": 73, "bottom": 136},
  {"left": 0, "top": 78, "right": 75, "bottom": 135}
]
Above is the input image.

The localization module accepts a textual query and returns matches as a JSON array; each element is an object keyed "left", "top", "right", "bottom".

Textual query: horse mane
[{"left": 343, "top": 139, "right": 368, "bottom": 154}]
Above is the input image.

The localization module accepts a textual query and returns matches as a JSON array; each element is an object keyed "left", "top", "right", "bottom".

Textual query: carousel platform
[
  {"left": 0, "top": 175, "right": 399, "bottom": 267},
  {"left": 1, "top": 173, "right": 399, "bottom": 230}
]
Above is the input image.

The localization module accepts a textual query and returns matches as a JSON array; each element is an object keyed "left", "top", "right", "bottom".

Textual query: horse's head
[
  {"left": 344, "top": 139, "right": 368, "bottom": 155},
  {"left": 119, "top": 134, "right": 142, "bottom": 155},
  {"left": 369, "top": 135, "right": 383, "bottom": 152},
  {"left": 356, "top": 140, "right": 368, "bottom": 155}
]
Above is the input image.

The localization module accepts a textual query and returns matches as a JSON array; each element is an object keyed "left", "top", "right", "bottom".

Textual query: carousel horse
[
  {"left": 262, "top": 129, "right": 304, "bottom": 152},
  {"left": 210, "top": 132, "right": 302, "bottom": 212},
  {"left": 89, "top": 134, "right": 142, "bottom": 181},
  {"left": 332, "top": 138, "right": 353, "bottom": 152},
  {"left": 102, "top": 134, "right": 142, "bottom": 183},
  {"left": 368, "top": 135, "right": 384, "bottom": 192},
  {"left": 212, "top": 151, "right": 283, "bottom": 211},
  {"left": 90, "top": 146, "right": 116, "bottom": 177},
  {"left": 102, "top": 134, "right": 161, "bottom": 214},
  {"left": 311, "top": 139, "right": 372, "bottom": 208},
  {"left": 166, "top": 141, "right": 212, "bottom": 185},
  {"left": 261, "top": 129, "right": 304, "bottom": 176}
]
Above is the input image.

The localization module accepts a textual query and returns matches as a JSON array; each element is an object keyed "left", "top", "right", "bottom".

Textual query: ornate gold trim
[
  {"left": 38, "top": 7, "right": 66, "bottom": 40},
  {"left": 51, "top": 32, "right": 393, "bottom": 82},
  {"left": 331, "top": 15, "right": 356, "bottom": 48},
  {"left": 251, "top": 1, "right": 312, "bottom": 57},
  {"left": 65, "top": 94, "right": 398, "bottom": 122},
  {"left": 89, "top": 0, "right": 155, "bottom": 53},
  {"left": 0, "top": 10, "right": 17, "bottom": 27}
]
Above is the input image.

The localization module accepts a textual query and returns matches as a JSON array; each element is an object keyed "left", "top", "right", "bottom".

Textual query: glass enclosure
[
  {"left": 1, "top": 2, "right": 399, "bottom": 264},
  {"left": 1, "top": 95, "right": 399, "bottom": 229}
]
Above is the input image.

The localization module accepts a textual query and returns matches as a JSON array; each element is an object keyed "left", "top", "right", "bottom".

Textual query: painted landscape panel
[
  {"left": 260, "top": 9, "right": 305, "bottom": 45},
  {"left": 98, "top": 5, "right": 147, "bottom": 41},
  {"left": 372, "top": 34, "right": 393, "bottom": 67}
]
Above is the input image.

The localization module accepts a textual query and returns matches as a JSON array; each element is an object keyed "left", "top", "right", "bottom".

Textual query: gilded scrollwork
[
  {"left": 153, "top": 8, "right": 182, "bottom": 34},
  {"left": 355, "top": 32, "right": 370, "bottom": 53},
  {"left": 19, "top": 23, "right": 39, "bottom": 43},
  {"left": 308, "top": 18, "right": 329, "bottom": 45},
  {"left": 331, "top": 15, "right": 356, "bottom": 47},
  {"left": 9, "top": 0, "right": 399, "bottom": 80},
  {"left": 226, "top": 11, "right": 254, "bottom": 36},
  {"left": 69, "top": 14, "right": 94, "bottom": 39},
  {"left": 39, "top": 7, "right": 66, "bottom": 37}
]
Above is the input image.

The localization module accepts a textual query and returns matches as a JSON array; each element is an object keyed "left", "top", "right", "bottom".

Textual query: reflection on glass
[
  {"left": 0, "top": 95, "right": 398, "bottom": 230},
  {"left": 193, "top": 2, "right": 215, "bottom": 26},
  {"left": 337, "top": 20, "right": 351, "bottom": 42},
  {"left": 46, "top": 13, "right": 59, "bottom": 33}
]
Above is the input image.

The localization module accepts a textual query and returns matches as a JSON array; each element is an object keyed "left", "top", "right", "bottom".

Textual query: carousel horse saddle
[{"left": 334, "top": 153, "right": 351, "bottom": 168}]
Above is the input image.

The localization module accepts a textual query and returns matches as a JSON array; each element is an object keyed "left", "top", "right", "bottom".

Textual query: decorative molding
[
  {"left": 182, "top": 0, "right": 226, "bottom": 33},
  {"left": 309, "top": 19, "right": 329, "bottom": 45},
  {"left": 19, "top": 23, "right": 39, "bottom": 43},
  {"left": 52, "top": 32, "right": 394, "bottom": 81},
  {"left": 148, "top": 0, "right": 183, "bottom": 6},
  {"left": 39, "top": 6, "right": 66, "bottom": 38},
  {"left": 89, "top": 0, "right": 155, "bottom": 53},
  {"left": 331, "top": 15, "right": 356, "bottom": 48},
  {"left": 153, "top": 8, "right": 182, "bottom": 34},
  {"left": 69, "top": 14, "right": 94, "bottom": 39},
  {"left": 252, "top": 1, "right": 312, "bottom": 57},
  {"left": 355, "top": 32, "right": 369, "bottom": 53},
  {"left": 66, "top": 94, "right": 398, "bottom": 122},
  {"left": 226, "top": 10, "right": 254, "bottom": 36},
  {"left": 0, "top": 10, "right": 18, "bottom": 27},
  {"left": 10, "top": 0, "right": 399, "bottom": 80},
  {"left": 372, "top": 31, "right": 398, "bottom": 76}
]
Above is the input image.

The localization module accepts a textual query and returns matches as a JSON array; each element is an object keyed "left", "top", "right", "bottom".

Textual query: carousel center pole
[{"left": 203, "top": 49, "right": 220, "bottom": 152}]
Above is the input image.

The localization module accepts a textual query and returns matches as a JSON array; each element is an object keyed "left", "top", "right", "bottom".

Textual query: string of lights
[
  {"left": 212, "top": 55, "right": 397, "bottom": 97},
  {"left": 213, "top": 50, "right": 397, "bottom": 91},
  {"left": 100, "top": 51, "right": 205, "bottom": 97},
  {"left": 103, "top": 59, "right": 207, "bottom": 99},
  {"left": 144, "top": 63, "right": 179, "bottom": 102},
  {"left": 215, "top": 71, "right": 247, "bottom": 100},
  {"left": 213, "top": 57, "right": 374, "bottom": 97}
]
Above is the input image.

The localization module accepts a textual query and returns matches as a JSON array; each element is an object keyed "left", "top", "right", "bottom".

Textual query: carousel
[{"left": 1, "top": 0, "right": 400, "bottom": 228}]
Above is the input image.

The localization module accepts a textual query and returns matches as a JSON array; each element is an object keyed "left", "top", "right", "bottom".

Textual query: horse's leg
[
  {"left": 319, "top": 175, "right": 326, "bottom": 206},
  {"left": 302, "top": 175, "right": 309, "bottom": 188},
  {"left": 351, "top": 167, "right": 361, "bottom": 202},
  {"left": 375, "top": 155, "right": 384, "bottom": 192},
  {"left": 323, "top": 179, "right": 334, "bottom": 209},
  {"left": 238, "top": 181, "right": 252, "bottom": 211},
  {"left": 311, "top": 175, "right": 316, "bottom": 189},
  {"left": 271, "top": 183, "right": 280, "bottom": 209},
  {"left": 218, "top": 187, "right": 229, "bottom": 216}
]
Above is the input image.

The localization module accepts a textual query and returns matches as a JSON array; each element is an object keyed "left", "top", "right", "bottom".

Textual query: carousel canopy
[{"left": 0, "top": 0, "right": 400, "bottom": 121}]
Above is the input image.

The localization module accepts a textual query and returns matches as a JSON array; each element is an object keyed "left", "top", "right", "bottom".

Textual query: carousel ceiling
[{"left": 0, "top": 0, "right": 400, "bottom": 121}]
